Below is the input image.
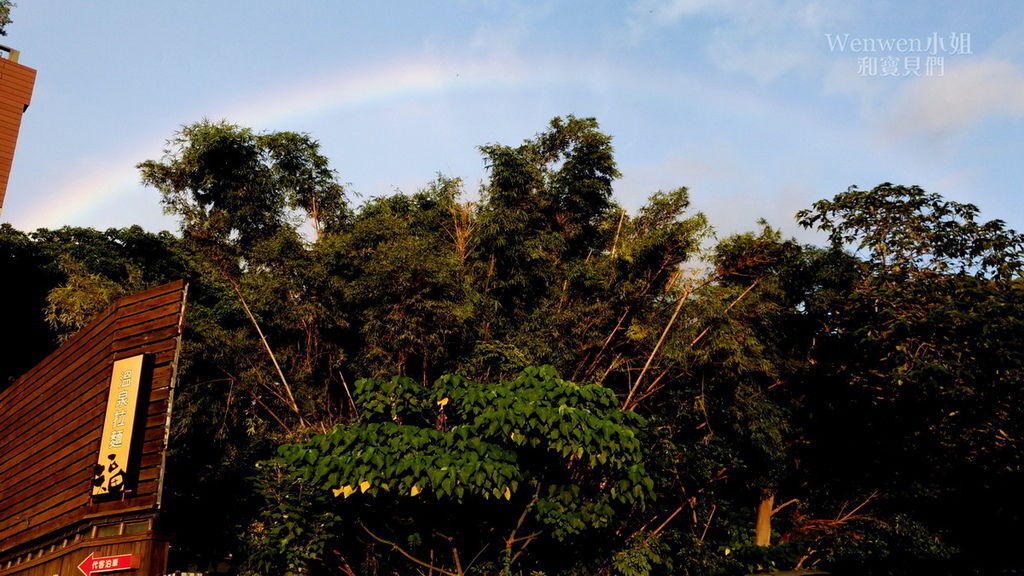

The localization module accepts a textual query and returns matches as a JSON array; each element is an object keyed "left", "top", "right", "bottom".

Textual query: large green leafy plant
[{"left": 246, "top": 366, "right": 654, "bottom": 576}]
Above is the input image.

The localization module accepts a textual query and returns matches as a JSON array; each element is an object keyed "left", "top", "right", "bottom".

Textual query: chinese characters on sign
[
  {"left": 92, "top": 556, "right": 127, "bottom": 570},
  {"left": 77, "top": 552, "right": 136, "bottom": 576},
  {"left": 825, "top": 32, "right": 973, "bottom": 77},
  {"left": 91, "top": 355, "right": 145, "bottom": 497}
]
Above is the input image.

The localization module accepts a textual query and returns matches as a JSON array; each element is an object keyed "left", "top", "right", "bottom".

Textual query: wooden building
[
  {"left": 0, "top": 45, "right": 35, "bottom": 213},
  {"left": 0, "top": 281, "right": 188, "bottom": 576}
]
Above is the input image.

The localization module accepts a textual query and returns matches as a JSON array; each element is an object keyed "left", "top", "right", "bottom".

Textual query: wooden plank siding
[
  {"left": 0, "top": 281, "right": 186, "bottom": 562},
  {"left": 0, "top": 528, "right": 170, "bottom": 576},
  {"left": 0, "top": 56, "right": 35, "bottom": 211}
]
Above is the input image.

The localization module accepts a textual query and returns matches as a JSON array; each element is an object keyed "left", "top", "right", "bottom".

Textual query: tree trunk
[{"left": 755, "top": 492, "right": 774, "bottom": 546}]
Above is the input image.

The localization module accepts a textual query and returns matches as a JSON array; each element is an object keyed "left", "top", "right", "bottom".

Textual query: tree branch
[
  {"left": 501, "top": 484, "right": 541, "bottom": 576},
  {"left": 651, "top": 505, "right": 684, "bottom": 537},
  {"left": 360, "top": 522, "right": 461, "bottom": 576},
  {"left": 623, "top": 271, "right": 715, "bottom": 410},
  {"left": 225, "top": 273, "right": 305, "bottom": 425}
]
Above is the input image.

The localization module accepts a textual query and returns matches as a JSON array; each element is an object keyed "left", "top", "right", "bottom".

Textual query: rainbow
[{"left": 10, "top": 54, "right": 533, "bottom": 230}]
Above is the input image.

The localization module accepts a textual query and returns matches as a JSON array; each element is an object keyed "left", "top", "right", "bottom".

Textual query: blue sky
[{"left": 2, "top": 0, "right": 1023, "bottom": 243}]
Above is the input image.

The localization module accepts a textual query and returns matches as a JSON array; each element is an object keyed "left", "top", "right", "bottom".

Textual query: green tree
[
  {"left": 137, "top": 121, "right": 352, "bottom": 568},
  {"left": 792, "top": 183, "right": 1024, "bottom": 574},
  {"left": 34, "top": 226, "right": 184, "bottom": 337},
  {"left": 628, "top": 225, "right": 833, "bottom": 573},
  {"left": 0, "top": 225, "right": 185, "bottom": 385},
  {"left": 139, "top": 120, "right": 347, "bottom": 251},
  {"left": 324, "top": 176, "right": 476, "bottom": 385},
  {"left": 0, "top": 223, "right": 60, "bottom": 386},
  {"left": 476, "top": 115, "right": 620, "bottom": 321},
  {"left": 115, "top": 118, "right": 1023, "bottom": 576},
  {"left": 797, "top": 183, "right": 1024, "bottom": 280},
  {"left": 139, "top": 119, "right": 351, "bottom": 427},
  {"left": 245, "top": 366, "right": 654, "bottom": 576}
]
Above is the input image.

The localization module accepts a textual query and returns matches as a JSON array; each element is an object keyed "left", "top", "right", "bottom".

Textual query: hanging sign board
[{"left": 91, "top": 354, "right": 145, "bottom": 496}]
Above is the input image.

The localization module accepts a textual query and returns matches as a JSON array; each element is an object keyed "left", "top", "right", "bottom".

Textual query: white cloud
[
  {"left": 628, "top": 0, "right": 858, "bottom": 82},
  {"left": 708, "top": 28, "right": 814, "bottom": 83},
  {"left": 886, "top": 58, "right": 1024, "bottom": 140},
  {"left": 614, "top": 143, "right": 818, "bottom": 240}
]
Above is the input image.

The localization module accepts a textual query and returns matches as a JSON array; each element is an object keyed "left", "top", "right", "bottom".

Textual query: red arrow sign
[{"left": 77, "top": 552, "right": 135, "bottom": 576}]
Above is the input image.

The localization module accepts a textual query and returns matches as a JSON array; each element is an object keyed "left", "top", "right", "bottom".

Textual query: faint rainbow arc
[{"left": 18, "top": 57, "right": 524, "bottom": 230}]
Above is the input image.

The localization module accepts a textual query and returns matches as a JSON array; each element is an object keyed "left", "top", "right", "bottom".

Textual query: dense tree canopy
[
  {"left": 248, "top": 367, "right": 653, "bottom": 576},
  {"left": 4, "top": 117, "right": 1022, "bottom": 576}
]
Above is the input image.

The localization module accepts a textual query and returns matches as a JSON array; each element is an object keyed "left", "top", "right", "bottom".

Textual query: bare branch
[
  {"left": 610, "top": 209, "right": 626, "bottom": 258},
  {"left": 339, "top": 370, "right": 359, "bottom": 419},
  {"left": 225, "top": 273, "right": 305, "bottom": 425},
  {"left": 624, "top": 271, "right": 714, "bottom": 409},
  {"left": 360, "top": 522, "right": 462, "bottom": 576},
  {"left": 651, "top": 505, "right": 684, "bottom": 537},
  {"left": 699, "top": 504, "right": 717, "bottom": 543},
  {"left": 773, "top": 498, "right": 799, "bottom": 514}
]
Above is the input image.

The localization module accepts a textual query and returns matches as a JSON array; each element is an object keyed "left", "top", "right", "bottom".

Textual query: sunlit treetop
[{"left": 0, "top": 1, "right": 12, "bottom": 37}]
